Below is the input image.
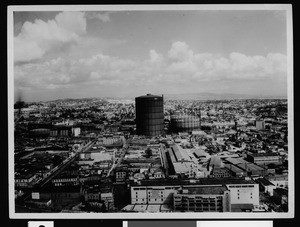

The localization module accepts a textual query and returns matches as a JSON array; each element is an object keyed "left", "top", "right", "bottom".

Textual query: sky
[{"left": 13, "top": 9, "right": 288, "bottom": 102}]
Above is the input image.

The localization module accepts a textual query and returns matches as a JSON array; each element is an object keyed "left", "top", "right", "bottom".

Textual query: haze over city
[{"left": 14, "top": 10, "right": 287, "bottom": 102}]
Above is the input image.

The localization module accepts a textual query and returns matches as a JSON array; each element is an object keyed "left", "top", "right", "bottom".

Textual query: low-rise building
[
  {"left": 247, "top": 153, "right": 282, "bottom": 165},
  {"left": 52, "top": 175, "right": 79, "bottom": 187},
  {"left": 256, "top": 178, "right": 276, "bottom": 196},
  {"left": 101, "top": 192, "right": 114, "bottom": 211},
  {"left": 211, "top": 167, "right": 231, "bottom": 178},
  {"left": 266, "top": 174, "right": 288, "bottom": 189},
  {"left": 173, "top": 185, "right": 230, "bottom": 212},
  {"left": 130, "top": 178, "right": 259, "bottom": 211},
  {"left": 15, "top": 174, "right": 38, "bottom": 188}
]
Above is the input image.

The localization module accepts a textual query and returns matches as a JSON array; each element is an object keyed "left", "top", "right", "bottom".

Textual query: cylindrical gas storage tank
[
  {"left": 170, "top": 115, "right": 200, "bottom": 133},
  {"left": 29, "top": 128, "right": 50, "bottom": 137},
  {"left": 135, "top": 94, "right": 164, "bottom": 136}
]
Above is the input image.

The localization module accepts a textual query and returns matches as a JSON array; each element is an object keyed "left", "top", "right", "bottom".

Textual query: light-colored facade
[
  {"left": 15, "top": 174, "right": 38, "bottom": 188},
  {"left": 173, "top": 186, "right": 231, "bottom": 212},
  {"left": 131, "top": 185, "right": 180, "bottom": 205},
  {"left": 226, "top": 183, "right": 259, "bottom": 206},
  {"left": 130, "top": 180, "right": 259, "bottom": 211},
  {"left": 72, "top": 127, "right": 81, "bottom": 137},
  {"left": 255, "top": 120, "right": 265, "bottom": 130}
]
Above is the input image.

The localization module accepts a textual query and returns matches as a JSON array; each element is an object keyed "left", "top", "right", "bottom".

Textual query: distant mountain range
[
  {"left": 29, "top": 92, "right": 287, "bottom": 103},
  {"left": 163, "top": 92, "right": 287, "bottom": 100}
]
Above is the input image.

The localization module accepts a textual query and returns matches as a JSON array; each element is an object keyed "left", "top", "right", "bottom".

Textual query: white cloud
[
  {"left": 149, "top": 49, "right": 164, "bottom": 64},
  {"left": 14, "top": 38, "right": 45, "bottom": 62},
  {"left": 14, "top": 40, "right": 287, "bottom": 98},
  {"left": 14, "top": 11, "right": 86, "bottom": 62},
  {"left": 55, "top": 11, "right": 86, "bottom": 35},
  {"left": 168, "top": 41, "right": 194, "bottom": 61}
]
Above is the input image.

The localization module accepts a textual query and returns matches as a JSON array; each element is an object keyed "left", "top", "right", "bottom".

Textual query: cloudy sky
[{"left": 13, "top": 9, "right": 288, "bottom": 101}]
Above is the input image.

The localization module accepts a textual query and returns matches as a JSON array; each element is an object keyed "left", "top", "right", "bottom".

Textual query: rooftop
[
  {"left": 179, "top": 185, "right": 228, "bottom": 195},
  {"left": 231, "top": 203, "right": 254, "bottom": 212},
  {"left": 136, "top": 94, "right": 163, "bottom": 99},
  {"left": 131, "top": 177, "right": 256, "bottom": 187},
  {"left": 256, "top": 177, "right": 275, "bottom": 186}
]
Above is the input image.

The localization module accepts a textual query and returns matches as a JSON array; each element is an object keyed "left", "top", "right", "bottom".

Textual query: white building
[
  {"left": 130, "top": 178, "right": 259, "bottom": 211},
  {"left": 72, "top": 127, "right": 81, "bottom": 137},
  {"left": 226, "top": 183, "right": 259, "bottom": 206}
]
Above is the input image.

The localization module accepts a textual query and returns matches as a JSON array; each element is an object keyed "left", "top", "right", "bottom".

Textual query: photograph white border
[{"left": 8, "top": 4, "right": 294, "bottom": 219}]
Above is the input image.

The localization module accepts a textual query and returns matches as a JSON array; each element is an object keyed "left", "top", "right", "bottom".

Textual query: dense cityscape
[{"left": 14, "top": 94, "right": 289, "bottom": 213}]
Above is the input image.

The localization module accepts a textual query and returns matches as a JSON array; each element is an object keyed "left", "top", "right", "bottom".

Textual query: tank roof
[{"left": 136, "top": 94, "right": 162, "bottom": 99}]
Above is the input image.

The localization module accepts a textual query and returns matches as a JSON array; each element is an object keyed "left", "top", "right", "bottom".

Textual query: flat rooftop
[
  {"left": 131, "top": 177, "right": 256, "bottom": 187},
  {"left": 180, "top": 185, "right": 228, "bottom": 195}
]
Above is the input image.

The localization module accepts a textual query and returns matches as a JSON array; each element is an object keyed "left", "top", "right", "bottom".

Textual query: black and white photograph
[{"left": 8, "top": 4, "right": 294, "bottom": 219}]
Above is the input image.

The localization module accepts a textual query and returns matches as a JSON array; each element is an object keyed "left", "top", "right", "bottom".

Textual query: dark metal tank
[
  {"left": 135, "top": 94, "right": 164, "bottom": 136},
  {"left": 170, "top": 115, "right": 201, "bottom": 133}
]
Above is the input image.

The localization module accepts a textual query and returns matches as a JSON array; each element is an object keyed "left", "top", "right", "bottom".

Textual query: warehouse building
[{"left": 247, "top": 153, "right": 282, "bottom": 165}]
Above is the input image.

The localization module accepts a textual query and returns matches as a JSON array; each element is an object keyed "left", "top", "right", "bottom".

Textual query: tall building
[{"left": 135, "top": 94, "right": 164, "bottom": 136}]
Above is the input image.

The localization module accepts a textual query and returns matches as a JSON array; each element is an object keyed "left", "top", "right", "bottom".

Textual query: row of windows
[
  {"left": 51, "top": 193, "right": 73, "bottom": 198},
  {"left": 236, "top": 197, "right": 253, "bottom": 199},
  {"left": 53, "top": 178, "right": 77, "bottom": 182},
  {"left": 148, "top": 191, "right": 164, "bottom": 193},
  {"left": 175, "top": 198, "right": 219, "bottom": 203},
  {"left": 237, "top": 191, "right": 253, "bottom": 195},
  {"left": 133, "top": 187, "right": 147, "bottom": 190},
  {"left": 134, "top": 198, "right": 164, "bottom": 202},
  {"left": 174, "top": 206, "right": 220, "bottom": 211},
  {"left": 15, "top": 179, "right": 33, "bottom": 183},
  {"left": 228, "top": 185, "right": 255, "bottom": 188}
]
